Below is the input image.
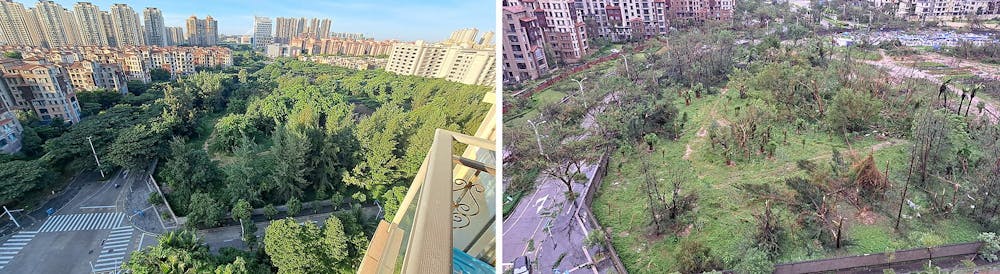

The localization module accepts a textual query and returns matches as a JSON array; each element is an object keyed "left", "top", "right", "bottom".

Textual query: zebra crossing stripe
[
  {"left": 95, "top": 256, "right": 122, "bottom": 263},
  {"left": 98, "top": 252, "right": 125, "bottom": 258},
  {"left": 7, "top": 238, "right": 30, "bottom": 242},
  {"left": 100, "top": 213, "right": 116, "bottom": 230},
  {"left": 93, "top": 259, "right": 123, "bottom": 268},
  {"left": 39, "top": 212, "right": 126, "bottom": 232}
]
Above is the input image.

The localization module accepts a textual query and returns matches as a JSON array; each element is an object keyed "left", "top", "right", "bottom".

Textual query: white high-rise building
[
  {"left": 164, "top": 26, "right": 184, "bottom": 45},
  {"left": 251, "top": 16, "right": 272, "bottom": 50},
  {"left": 109, "top": 3, "right": 144, "bottom": 46},
  {"left": 143, "top": 7, "right": 164, "bottom": 46},
  {"left": 34, "top": 0, "right": 77, "bottom": 47},
  {"left": 0, "top": 0, "right": 39, "bottom": 46},
  {"left": 73, "top": 2, "right": 109, "bottom": 46}
]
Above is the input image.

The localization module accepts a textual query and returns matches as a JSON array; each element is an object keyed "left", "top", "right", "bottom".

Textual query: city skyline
[{"left": 37, "top": 0, "right": 494, "bottom": 41}]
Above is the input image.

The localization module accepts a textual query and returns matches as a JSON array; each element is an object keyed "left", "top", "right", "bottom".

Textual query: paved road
[
  {"left": 503, "top": 91, "right": 619, "bottom": 273},
  {"left": 0, "top": 168, "right": 154, "bottom": 273}
]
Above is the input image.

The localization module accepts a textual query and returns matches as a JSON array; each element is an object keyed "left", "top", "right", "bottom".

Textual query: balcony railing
[{"left": 359, "top": 93, "right": 496, "bottom": 274}]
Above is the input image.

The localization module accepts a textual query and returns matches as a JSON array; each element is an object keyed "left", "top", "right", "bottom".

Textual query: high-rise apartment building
[
  {"left": 502, "top": 5, "right": 549, "bottom": 84},
  {"left": 164, "top": 26, "right": 184, "bottom": 45},
  {"left": 143, "top": 7, "right": 165, "bottom": 46},
  {"left": 100, "top": 11, "right": 115, "bottom": 46},
  {"left": 273, "top": 17, "right": 333, "bottom": 43},
  {"left": 287, "top": 36, "right": 395, "bottom": 56},
  {"left": 109, "top": 4, "right": 144, "bottom": 46},
  {"left": 186, "top": 15, "right": 217, "bottom": 46},
  {"left": 0, "top": 58, "right": 81, "bottom": 124},
  {"left": 306, "top": 18, "right": 331, "bottom": 38},
  {"left": 386, "top": 28, "right": 495, "bottom": 86},
  {"left": 251, "top": 16, "right": 272, "bottom": 49},
  {"left": 0, "top": 0, "right": 41, "bottom": 46},
  {"left": 73, "top": 2, "right": 109, "bottom": 46},
  {"left": 33, "top": 1, "right": 78, "bottom": 47},
  {"left": 274, "top": 17, "right": 306, "bottom": 43}
]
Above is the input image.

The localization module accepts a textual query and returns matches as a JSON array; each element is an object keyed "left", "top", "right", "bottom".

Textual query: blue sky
[{"left": 43, "top": 0, "right": 495, "bottom": 41}]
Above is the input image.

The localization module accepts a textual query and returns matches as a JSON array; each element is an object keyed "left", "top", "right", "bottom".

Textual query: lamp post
[
  {"left": 527, "top": 119, "right": 547, "bottom": 157},
  {"left": 86, "top": 136, "right": 105, "bottom": 179},
  {"left": 2, "top": 206, "right": 20, "bottom": 227}
]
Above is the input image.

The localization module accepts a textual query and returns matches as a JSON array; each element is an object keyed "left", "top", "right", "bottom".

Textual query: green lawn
[{"left": 591, "top": 91, "right": 985, "bottom": 273}]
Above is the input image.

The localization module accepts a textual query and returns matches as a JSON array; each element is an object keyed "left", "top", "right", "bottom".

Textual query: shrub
[
  {"left": 264, "top": 204, "right": 278, "bottom": 220},
  {"left": 733, "top": 248, "right": 773, "bottom": 274},
  {"left": 147, "top": 192, "right": 164, "bottom": 206},
  {"left": 979, "top": 232, "right": 1000, "bottom": 263},
  {"left": 674, "top": 239, "right": 722, "bottom": 273},
  {"left": 286, "top": 197, "right": 302, "bottom": 216}
]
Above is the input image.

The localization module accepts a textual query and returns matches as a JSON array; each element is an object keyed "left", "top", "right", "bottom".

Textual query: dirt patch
[
  {"left": 715, "top": 118, "right": 730, "bottom": 127},
  {"left": 856, "top": 208, "right": 879, "bottom": 225},
  {"left": 682, "top": 145, "right": 693, "bottom": 160},
  {"left": 696, "top": 126, "right": 707, "bottom": 137},
  {"left": 677, "top": 224, "right": 694, "bottom": 237}
]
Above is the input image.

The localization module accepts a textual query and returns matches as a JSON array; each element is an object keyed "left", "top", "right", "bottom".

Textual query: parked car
[{"left": 512, "top": 256, "right": 531, "bottom": 274}]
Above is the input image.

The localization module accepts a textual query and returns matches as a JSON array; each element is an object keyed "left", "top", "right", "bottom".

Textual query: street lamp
[
  {"left": 86, "top": 136, "right": 105, "bottom": 179},
  {"left": 527, "top": 119, "right": 547, "bottom": 157},
  {"left": 571, "top": 78, "right": 588, "bottom": 108},
  {"left": 2, "top": 206, "right": 21, "bottom": 227}
]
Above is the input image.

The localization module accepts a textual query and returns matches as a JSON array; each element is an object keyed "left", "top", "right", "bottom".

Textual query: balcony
[{"left": 359, "top": 93, "right": 497, "bottom": 274}]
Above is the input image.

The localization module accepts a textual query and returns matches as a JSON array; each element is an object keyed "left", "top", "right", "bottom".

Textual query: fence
[
  {"left": 773, "top": 242, "right": 984, "bottom": 274},
  {"left": 146, "top": 160, "right": 180, "bottom": 226},
  {"left": 576, "top": 150, "right": 629, "bottom": 274},
  {"left": 516, "top": 44, "right": 650, "bottom": 100}
]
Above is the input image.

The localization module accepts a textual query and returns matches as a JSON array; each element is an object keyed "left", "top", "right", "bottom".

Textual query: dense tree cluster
[
  {"left": 124, "top": 229, "right": 270, "bottom": 273},
  {"left": 157, "top": 58, "right": 491, "bottom": 230},
  {"left": 263, "top": 213, "right": 369, "bottom": 274}
]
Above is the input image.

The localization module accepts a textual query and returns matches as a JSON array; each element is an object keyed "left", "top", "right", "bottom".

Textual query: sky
[{"left": 44, "top": 0, "right": 495, "bottom": 41}]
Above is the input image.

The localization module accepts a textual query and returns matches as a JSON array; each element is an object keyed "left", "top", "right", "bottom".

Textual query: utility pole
[
  {"left": 527, "top": 119, "right": 547, "bottom": 157},
  {"left": 571, "top": 78, "right": 588, "bottom": 108},
  {"left": 620, "top": 55, "right": 629, "bottom": 78},
  {"left": 2, "top": 206, "right": 20, "bottom": 227},
  {"left": 86, "top": 136, "right": 105, "bottom": 179}
]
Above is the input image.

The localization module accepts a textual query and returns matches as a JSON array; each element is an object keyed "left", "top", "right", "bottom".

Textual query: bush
[
  {"left": 979, "top": 232, "right": 1000, "bottom": 263},
  {"left": 286, "top": 197, "right": 302, "bottom": 216},
  {"left": 734, "top": 248, "right": 774, "bottom": 274},
  {"left": 147, "top": 192, "right": 164, "bottom": 206},
  {"left": 674, "top": 239, "right": 722, "bottom": 273},
  {"left": 264, "top": 204, "right": 278, "bottom": 220}
]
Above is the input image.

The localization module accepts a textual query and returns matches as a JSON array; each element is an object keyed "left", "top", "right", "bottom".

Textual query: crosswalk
[
  {"left": 92, "top": 226, "right": 133, "bottom": 272},
  {"left": 38, "top": 212, "right": 125, "bottom": 233},
  {"left": 0, "top": 230, "right": 37, "bottom": 270}
]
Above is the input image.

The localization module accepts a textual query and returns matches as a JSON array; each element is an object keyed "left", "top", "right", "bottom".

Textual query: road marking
[
  {"left": 79, "top": 205, "right": 116, "bottom": 209},
  {"left": 0, "top": 231, "right": 36, "bottom": 270},
  {"left": 39, "top": 212, "right": 125, "bottom": 232},
  {"left": 535, "top": 195, "right": 550, "bottom": 214},
  {"left": 92, "top": 227, "right": 133, "bottom": 272}
]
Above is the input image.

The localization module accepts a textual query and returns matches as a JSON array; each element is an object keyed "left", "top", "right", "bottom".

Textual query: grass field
[{"left": 591, "top": 90, "right": 985, "bottom": 273}]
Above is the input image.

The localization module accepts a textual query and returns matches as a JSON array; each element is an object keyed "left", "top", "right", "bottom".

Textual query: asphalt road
[
  {"left": 502, "top": 92, "right": 618, "bottom": 273},
  {"left": 0, "top": 169, "right": 152, "bottom": 273}
]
